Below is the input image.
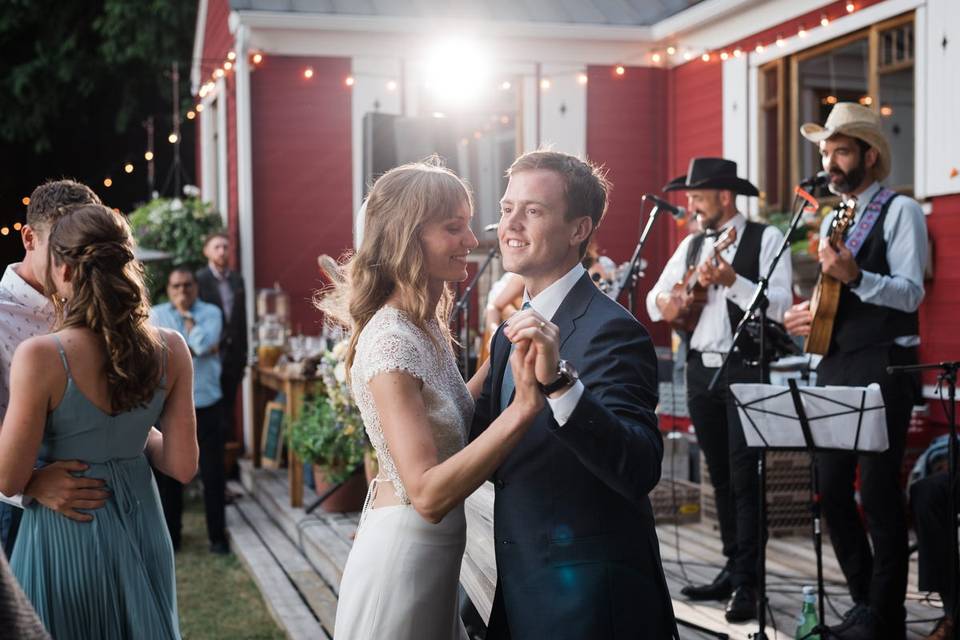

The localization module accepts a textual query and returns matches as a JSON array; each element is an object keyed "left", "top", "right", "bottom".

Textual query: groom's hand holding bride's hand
[
  {"left": 509, "top": 339, "right": 544, "bottom": 415},
  {"left": 503, "top": 308, "right": 562, "bottom": 394}
]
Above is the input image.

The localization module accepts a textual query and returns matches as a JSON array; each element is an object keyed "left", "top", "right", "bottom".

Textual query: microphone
[
  {"left": 643, "top": 194, "right": 687, "bottom": 220},
  {"left": 483, "top": 223, "right": 499, "bottom": 233},
  {"left": 799, "top": 171, "right": 831, "bottom": 188}
]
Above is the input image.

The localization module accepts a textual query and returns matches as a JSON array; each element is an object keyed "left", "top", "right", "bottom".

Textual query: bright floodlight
[{"left": 423, "top": 38, "right": 490, "bottom": 107}]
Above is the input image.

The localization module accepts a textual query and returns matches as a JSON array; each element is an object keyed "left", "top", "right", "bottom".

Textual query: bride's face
[{"left": 419, "top": 202, "right": 478, "bottom": 286}]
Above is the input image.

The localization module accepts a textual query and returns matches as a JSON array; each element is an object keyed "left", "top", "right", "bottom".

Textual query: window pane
[
  {"left": 878, "top": 67, "right": 914, "bottom": 189},
  {"left": 764, "top": 67, "right": 778, "bottom": 102},
  {"left": 797, "top": 38, "right": 869, "bottom": 179}
]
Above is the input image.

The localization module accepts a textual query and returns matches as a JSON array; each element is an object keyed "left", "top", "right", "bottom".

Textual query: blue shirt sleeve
[{"left": 187, "top": 303, "right": 222, "bottom": 357}]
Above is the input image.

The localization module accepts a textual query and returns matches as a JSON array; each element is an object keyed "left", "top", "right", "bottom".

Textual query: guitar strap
[{"left": 844, "top": 188, "right": 898, "bottom": 258}]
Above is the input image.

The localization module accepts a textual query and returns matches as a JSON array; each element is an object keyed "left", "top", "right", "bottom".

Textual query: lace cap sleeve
[{"left": 357, "top": 324, "right": 428, "bottom": 385}]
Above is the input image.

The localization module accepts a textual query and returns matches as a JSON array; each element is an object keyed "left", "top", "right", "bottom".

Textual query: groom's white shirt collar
[{"left": 524, "top": 263, "right": 585, "bottom": 321}]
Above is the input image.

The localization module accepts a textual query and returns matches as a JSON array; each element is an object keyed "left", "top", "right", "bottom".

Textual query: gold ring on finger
[{"left": 538, "top": 321, "right": 546, "bottom": 330}]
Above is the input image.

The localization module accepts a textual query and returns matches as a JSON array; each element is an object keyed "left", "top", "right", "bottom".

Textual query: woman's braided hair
[{"left": 45, "top": 204, "right": 162, "bottom": 413}]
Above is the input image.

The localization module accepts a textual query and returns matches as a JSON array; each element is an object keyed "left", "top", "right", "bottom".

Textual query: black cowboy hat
[{"left": 663, "top": 157, "right": 759, "bottom": 196}]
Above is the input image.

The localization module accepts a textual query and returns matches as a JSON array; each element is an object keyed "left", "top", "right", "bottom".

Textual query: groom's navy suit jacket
[{"left": 470, "top": 273, "right": 678, "bottom": 639}]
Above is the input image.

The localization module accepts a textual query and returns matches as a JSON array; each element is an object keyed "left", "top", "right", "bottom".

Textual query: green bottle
[{"left": 795, "top": 586, "right": 820, "bottom": 640}]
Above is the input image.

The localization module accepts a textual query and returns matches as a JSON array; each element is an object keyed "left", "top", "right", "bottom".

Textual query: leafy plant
[
  {"left": 127, "top": 196, "right": 223, "bottom": 302},
  {"left": 286, "top": 394, "right": 367, "bottom": 484}
]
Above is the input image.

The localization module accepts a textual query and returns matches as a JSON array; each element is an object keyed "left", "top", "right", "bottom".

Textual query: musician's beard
[{"left": 828, "top": 161, "right": 867, "bottom": 196}]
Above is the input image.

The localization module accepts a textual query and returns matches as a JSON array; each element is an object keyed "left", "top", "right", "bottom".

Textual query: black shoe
[
  {"left": 724, "top": 585, "right": 757, "bottom": 623},
  {"left": 209, "top": 540, "right": 230, "bottom": 555},
  {"left": 680, "top": 569, "right": 733, "bottom": 602},
  {"left": 829, "top": 604, "right": 875, "bottom": 639}
]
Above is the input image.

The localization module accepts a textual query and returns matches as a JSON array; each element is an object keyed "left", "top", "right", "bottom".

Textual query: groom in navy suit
[{"left": 471, "top": 151, "right": 677, "bottom": 639}]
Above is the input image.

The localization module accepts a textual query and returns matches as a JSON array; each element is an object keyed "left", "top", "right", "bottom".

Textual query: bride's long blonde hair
[{"left": 317, "top": 158, "right": 473, "bottom": 372}]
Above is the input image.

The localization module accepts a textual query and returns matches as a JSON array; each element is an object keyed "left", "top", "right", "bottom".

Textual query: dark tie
[{"left": 499, "top": 302, "right": 531, "bottom": 412}]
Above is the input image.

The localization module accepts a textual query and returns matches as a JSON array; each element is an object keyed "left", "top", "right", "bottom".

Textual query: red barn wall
[
  {"left": 249, "top": 56, "right": 353, "bottom": 332},
  {"left": 586, "top": 65, "right": 671, "bottom": 346},
  {"left": 920, "top": 195, "right": 960, "bottom": 376}
]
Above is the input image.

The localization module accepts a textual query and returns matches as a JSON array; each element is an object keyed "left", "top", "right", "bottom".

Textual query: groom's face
[{"left": 498, "top": 169, "right": 585, "bottom": 286}]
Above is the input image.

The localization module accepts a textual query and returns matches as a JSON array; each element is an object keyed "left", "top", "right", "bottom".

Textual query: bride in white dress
[{"left": 320, "top": 160, "right": 543, "bottom": 640}]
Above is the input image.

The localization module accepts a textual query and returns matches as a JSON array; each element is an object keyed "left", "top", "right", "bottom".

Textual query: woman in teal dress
[{"left": 0, "top": 204, "right": 199, "bottom": 639}]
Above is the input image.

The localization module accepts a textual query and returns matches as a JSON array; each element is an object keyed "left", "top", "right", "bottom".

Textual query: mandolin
[
  {"left": 661, "top": 226, "right": 737, "bottom": 334},
  {"left": 804, "top": 199, "right": 857, "bottom": 355}
]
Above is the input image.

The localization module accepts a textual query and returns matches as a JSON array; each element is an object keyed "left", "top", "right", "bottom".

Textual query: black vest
[
  {"left": 829, "top": 193, "right": 918, "bottom": 355},
  {"left": 685, "top": 220, "right": 766, "bottom": 334}
]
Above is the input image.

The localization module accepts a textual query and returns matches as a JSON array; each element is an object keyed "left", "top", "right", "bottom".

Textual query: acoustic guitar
[
  {"left": 804, "top": 199, "right": 857, "bottom": 355},
  {"left": 661, "top": 227, "right": 737, "bottom": 333}
]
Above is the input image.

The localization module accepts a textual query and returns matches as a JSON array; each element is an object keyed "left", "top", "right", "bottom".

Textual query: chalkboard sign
[{"left": 261, "top": 401, "right": 286, "bottom": 469}]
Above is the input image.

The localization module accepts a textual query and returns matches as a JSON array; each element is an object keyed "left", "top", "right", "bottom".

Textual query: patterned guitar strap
[{"left": 844, "top": 187, "right": 897, "bottom": 258}]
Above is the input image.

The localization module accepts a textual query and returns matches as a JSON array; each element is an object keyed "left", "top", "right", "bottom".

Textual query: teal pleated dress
[{"left": 11, "top": 336, "right": 181, "bottom": 640}]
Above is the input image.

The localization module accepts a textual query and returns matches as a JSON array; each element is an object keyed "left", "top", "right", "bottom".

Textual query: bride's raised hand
[{"left": 510, "top": 338, "right": 544, "bottom": 417}]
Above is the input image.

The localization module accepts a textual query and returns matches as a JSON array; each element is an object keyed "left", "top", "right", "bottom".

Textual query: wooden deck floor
[{"left": 230, "top": 464, "right": 945, "bottom": 640}]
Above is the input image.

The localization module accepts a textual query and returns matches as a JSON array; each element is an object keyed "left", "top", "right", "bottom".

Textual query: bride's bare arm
[
  {"left": 465, "top": 357, "right": 491, "bottom": 401},
  {"left": 369, "top": 340, "right": 541, "bottom": 524}
]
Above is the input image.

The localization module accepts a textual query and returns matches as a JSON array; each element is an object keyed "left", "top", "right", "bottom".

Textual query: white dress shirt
[
  {"left": 645, "top": 213, "right": 793, "bottom": 353},
  {"left": 0, "top": 263, "right": 55, "bottom": 508},
  {"left": 818, "top": 181, "right": 926, "bottom": 346},
  {"left": 522, "top": 263, "right": 586, "bottom": 426}
]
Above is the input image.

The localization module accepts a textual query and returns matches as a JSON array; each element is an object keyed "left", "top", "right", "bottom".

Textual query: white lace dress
[{"left": 334, "top": 306, "right": 474, "bottom": 640}]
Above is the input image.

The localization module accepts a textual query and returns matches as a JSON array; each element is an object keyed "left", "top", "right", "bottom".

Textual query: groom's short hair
[
  {"left": 507, "top": 151, "right": 610, "bottom": 256},
  {"left": 27, "top": 179, "right": 101, "bottom": 231}
]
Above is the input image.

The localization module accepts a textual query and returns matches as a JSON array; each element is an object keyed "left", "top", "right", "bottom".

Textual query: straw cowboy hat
[
  {"left": 663, "top": 157, "right": 759, "bottom": 196},
  {"left": 800, "top": 102, "right": 891, "bottom": 181}
]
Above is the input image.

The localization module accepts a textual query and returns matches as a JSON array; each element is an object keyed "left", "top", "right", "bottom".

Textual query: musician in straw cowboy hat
[
  {"left": 646, "top": 158, "right": 792, "bottom": 623},
  {"left": 784, "top": 102, "right": 928, "bottom": 640}
]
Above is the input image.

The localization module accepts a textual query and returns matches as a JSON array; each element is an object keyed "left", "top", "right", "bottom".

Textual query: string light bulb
[
  {"left": 344, "top": 75, "right": 355, "bottom": 87},
  {"left": 666, "top": 46, "right": 676, "bottom": 55},
  {"left": 103, "top": 178, "right": 113, "bottom": 188},
  {"left": 303, "top": 67, "right": 314, "bottom": 79},
  {"left": 252, "top": 52, "right": 263, "bottom": 65},
  {"left": 168, "top": 133, "right": 179, "bottom": 144},
  {"left": 701, "top": 52, "right": 711, "bottom": 62},
  {"left": 213, "top": 68, "right": 225, "bottom": 79},
  {"left": 227, "top": 51, "right": 237, "bottom": 61},
  {"left": 124, "top": 163, "right": 134, "bottom": 174},
  {"left": 386, "top": 80, "right": 398, "bottom": 91},
  {"left": 755, "top": 43, "right": 766, "bottom": 53},
  {"left": 614, "top": 65, "right": 625, "bottom": 76},
  {"left": 21, "top": 197, "right": 29, "bottom": 206},
  {"left": 13, "top": 222, "right": 22, "bottom": 231},
  {"left": 186, "top": 110, "right": 196, "bottom": 120},
  {"left": 540, "top": 78, "right": 552, "bottom": 89},
  {"left": 820, "top": 14, "right": 830, "bottom": 27},
  {"left": 500, "top": 80, "right": 512, "bottom": 90},
  {"left": 651, "top": 52, "right": 662, "bottom": 63},
  {"left": 733, "top": 48, "right": 742, "bottom": 58},
  {"left": 846, "top": 2, "right": 855, "bottom": 13},
  {"left": 144, "top": 151, "right": 154, "bottom": 161},
  {"left": 195, "top": 103, "right": 204, "bottom": 113},
  {"left": 0, "top": 228, "right": 9, "bottom": 237},
  {"left": 224, "top": 61, "right": 233, "bottom": 71},
  {"left": 576, "top": 72, "right": 588, "bottom": 85},
  {"left": 720, "top": 51, "right": 729, "bottom": 60},
  {"left": 683, "top": 50, "right": 694, "bottom": 61},
  {"left": 798, "top": 26, "right": 808, "bottom": 38},
  {"left": 776, "top": 34, "right": 785, "bottom": 47}
]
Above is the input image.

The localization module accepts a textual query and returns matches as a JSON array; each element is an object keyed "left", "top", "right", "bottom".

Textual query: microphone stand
[
  {"left": 887, "top": 360, "right": 959, "bottom": 633},
  {"left": 453, "top": 245, "right": 499, "bottom": 378},
  {"left": 612, "top": 195, "right": 668, "bottom": 313},
  {"left": 707, "top": 188, "right": 811, "bottom": 640}
]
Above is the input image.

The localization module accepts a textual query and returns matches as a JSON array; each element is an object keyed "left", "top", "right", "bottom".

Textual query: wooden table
[{"left": 251, "top": 364, "right": 321, "bottom": 507}]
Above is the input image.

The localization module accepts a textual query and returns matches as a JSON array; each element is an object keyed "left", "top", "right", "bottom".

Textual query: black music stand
[{"left": 729, "top": 379, "right": 888, "bottom": 638}]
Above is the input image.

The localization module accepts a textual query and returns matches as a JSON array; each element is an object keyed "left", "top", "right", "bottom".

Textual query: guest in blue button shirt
[{"left": 150, "top": 266, "right": 229, "bottom": 554}]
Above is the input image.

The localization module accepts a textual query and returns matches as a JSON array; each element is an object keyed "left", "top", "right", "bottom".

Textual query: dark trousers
[
  {"left": 910, "top": 472, "right": 958, "bottom": 615},
  {"left": 686, "top": 351, "right": 763, "bottom": 588},
  {"left": 220, "top": 370, "right": 243, "bottom": 443},
  {"left": 155, "top": 402, "right": 227, "bottom": 547},
  {"left": 816, "top": 345, "right": 917, "bottom": 635},
  {"left": 0, "top": 502, "right": 23, "bottom": 559}
]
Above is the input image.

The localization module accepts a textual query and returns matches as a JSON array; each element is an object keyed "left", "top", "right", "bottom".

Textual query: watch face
[{"left": 559, "top": 359, "right": 578, "bottom": 380}]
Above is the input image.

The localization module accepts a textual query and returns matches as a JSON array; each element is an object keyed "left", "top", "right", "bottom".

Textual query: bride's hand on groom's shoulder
[{"left": 509, "top": 339, "right": 544, "bottom": 416}]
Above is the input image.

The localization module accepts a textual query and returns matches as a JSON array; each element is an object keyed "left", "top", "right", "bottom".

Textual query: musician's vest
[
  {"left": 685, "top": 221, "right": 766, "bottom": 335},
  {"left": 829, "top": 193, "right": 918, "bottom": 355}
]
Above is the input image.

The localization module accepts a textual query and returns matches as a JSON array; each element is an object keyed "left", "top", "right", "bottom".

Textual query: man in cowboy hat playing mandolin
[
  {"left": 646, "top": 158, "right": 792, "bottom": 623},
  {"left": 784, "top": 102, "right": 928, "bottom": 640}
]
